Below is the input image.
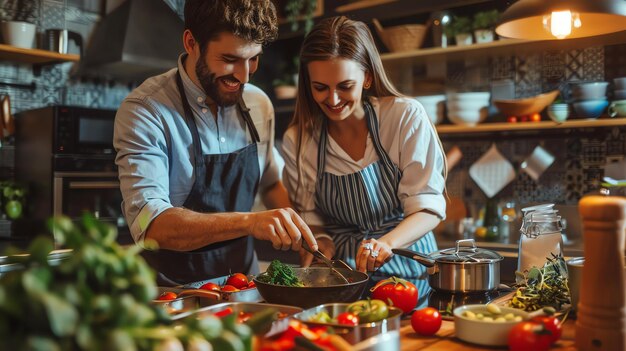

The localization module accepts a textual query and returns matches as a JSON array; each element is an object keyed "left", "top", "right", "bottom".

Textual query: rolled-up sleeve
[
  {"left": 114, "top": 98, "right": 173, "bottom": 243},
  {"left": 281, "top": 129, "right": 326, "bottom": 226},
  {"left": 396, "top": 102, "right": 446, "bottom": 219}
]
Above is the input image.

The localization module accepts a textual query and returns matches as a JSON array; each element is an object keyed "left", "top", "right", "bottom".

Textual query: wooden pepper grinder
[{"left": 576, "top": 195, "right": 626, "bottom": 350}]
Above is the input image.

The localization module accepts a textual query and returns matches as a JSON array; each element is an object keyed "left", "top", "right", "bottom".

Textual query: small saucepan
[{"left": 393, "top": 239, "right": 503, "bottom": 293}]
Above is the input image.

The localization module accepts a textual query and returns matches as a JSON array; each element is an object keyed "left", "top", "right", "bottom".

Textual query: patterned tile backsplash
[{"left": 0, "top": 1, "right": 625, "bottom": 226}]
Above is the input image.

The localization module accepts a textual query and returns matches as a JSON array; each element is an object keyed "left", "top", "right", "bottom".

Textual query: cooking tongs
[{"left": 301, "top": 241, "right": 352, "bottom": 284}]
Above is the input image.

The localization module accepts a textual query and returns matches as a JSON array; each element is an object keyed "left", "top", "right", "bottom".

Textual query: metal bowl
[
  {"left": 293, "top": 303, "right": 402, "bottom": 345},
  {"left": 253, "top": 267, "right": 369, "bottom": 309}
]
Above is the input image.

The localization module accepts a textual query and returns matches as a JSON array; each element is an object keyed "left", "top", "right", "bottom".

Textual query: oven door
[{"left": 53, "top": 172, "right": 130, "bottom": 242}]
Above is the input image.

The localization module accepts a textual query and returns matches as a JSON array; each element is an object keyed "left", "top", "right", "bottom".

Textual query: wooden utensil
[
  {"left": 1, "top": 95, "right": 14, "bottom": 136},
  {"left": 576, "top": 195, "right": 626, "bottom": 350}
]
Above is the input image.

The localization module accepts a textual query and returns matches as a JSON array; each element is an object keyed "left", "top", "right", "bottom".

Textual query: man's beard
[{"left": 195, "top": 57, "right": 244, "bottom": 107}]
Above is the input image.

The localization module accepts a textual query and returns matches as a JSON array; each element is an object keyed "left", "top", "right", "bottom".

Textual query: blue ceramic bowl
[{"left": 572, "top": 100, "right": 608, "bottom": 119}]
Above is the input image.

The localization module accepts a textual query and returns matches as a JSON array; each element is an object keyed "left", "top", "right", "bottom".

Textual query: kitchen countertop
[{"left": 399, "top": 317, "right": 576, "bottom": 350}]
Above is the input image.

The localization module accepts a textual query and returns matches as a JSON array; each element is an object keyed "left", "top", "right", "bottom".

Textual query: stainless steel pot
[{"left": 393, "top": 239, "right": 503, "bottom": 293}]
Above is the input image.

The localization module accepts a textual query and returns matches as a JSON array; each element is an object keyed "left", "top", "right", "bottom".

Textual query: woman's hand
[
  {"left": 356, "top": 238, "right": 393, "bottom": 272},
  {"left": 299, "top": 236, "right": 335, "bottom": 267}
]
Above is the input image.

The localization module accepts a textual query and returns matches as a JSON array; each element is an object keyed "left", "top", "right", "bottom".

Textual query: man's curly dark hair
[{"left": 184, "top": 0, "right": 278, "bottom": 50}]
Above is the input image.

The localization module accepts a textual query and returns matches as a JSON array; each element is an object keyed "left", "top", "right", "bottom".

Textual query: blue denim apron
[
  {"left": 142, "top": 70, "right": 261, "bottom": 286},
  {"left": 314, "top": 100, "right": 437, "bottom": 306}
]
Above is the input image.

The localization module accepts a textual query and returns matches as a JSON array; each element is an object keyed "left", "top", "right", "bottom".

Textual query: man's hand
[
  {"left": 250, "top": 208, "right": 318, "bottom": 251},
  {"left": 299, "top": 236, "right": 335, "bottom": 267}
]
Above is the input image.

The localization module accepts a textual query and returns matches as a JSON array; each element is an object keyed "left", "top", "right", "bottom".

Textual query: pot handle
[{"left": 392, "top": 248, "right": 436, "bottom": 268}]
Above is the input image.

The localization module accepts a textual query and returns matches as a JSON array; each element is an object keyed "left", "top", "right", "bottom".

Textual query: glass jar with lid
[{"left": 517, "top": 204, "right": 564, "bottom": 279}]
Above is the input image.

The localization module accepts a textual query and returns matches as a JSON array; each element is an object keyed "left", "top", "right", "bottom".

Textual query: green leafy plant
[
  {"left": 257, "top": 259, "right": 304, "bottom": 286},
  {"left": 0, "top": 180, "right": 27, "bottom": 220},
  {"left": 284, "top": 0, "right": 318, "bottom": 33},
  {"left": 473, "top": 10, "right": 499, "bottom": 30},
  {"left": 444, "top": 16, "right": 472, "bottom": 38},
  {"left": 1, "top": 0, "right": 38, "bottom": 23},
  {"left": 272, "top": 56, "right": 299, "bottom": 87},
  {"left": 0, "top": 214, "right": 247, "bottom": 350}
]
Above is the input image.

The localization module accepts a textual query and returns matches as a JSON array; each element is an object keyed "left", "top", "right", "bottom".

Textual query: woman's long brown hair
[{"left": 289, "top": 16, "right": 447, "bottom": 205}]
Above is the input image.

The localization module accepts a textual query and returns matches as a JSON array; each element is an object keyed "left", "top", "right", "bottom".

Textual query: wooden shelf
[
  {"left": 0, "top": 44, "right": 79, "bottom": 64},
  {"left": 436, "top": 117, "right": 626, "bottom": 135},
  {"left": 334, "top": 0, "right": 397, "bottom": 13},
  {"left": 380, "top": 30, "right": 626, "bottom": 65},
  {"left": 333, "top": 0, "right": 491, "bottom": 22}
]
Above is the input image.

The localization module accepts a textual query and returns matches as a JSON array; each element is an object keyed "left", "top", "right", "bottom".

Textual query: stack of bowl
[
  {"left": 571, "top": 82, "right": 609, "bottom": 119},
  {"left": 415, "top": 94, "right": 446, "bottom": 125},
  {"left": 614, "top": 77, "right": 626, "bottom": 100},
  {"left": 446, "top": 92, "right": 491, "bottom": 126}
]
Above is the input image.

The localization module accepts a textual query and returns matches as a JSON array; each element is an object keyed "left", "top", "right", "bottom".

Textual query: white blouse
[{"left": 282, "top": 96, "right": 446, "bottom": 227}]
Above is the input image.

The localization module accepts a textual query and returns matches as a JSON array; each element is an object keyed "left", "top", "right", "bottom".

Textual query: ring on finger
[
  {"left": 370, "top": 250, "right": 380, "bottom": 258},
  {"left": 362, "top": 242, "right": 373, "bottom": 251}
]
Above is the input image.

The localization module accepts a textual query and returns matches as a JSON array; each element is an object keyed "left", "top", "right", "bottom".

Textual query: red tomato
[
  {"left": 370, "top": 276, "right": 418, "bottom": 313},
  {"left": 531, "top": 315, "right": 562, "bottom": 344},
  {"left": 247, "top": 280, "right": 256, "bottom": 289},
  {"left": 226, "top": 273, "right": 249, "bottom": 289},
  {"left": 508, "top": 321, "right": 552, "bottom": 351},
  {"left": 221, "top": 284, "right": 240, "bottom": 292},
  {"left": 156, "top": 291, "right": 177, "bottom": 301},
  {"left": 410, "top": 307, "right": 441, "bottom": 336},
  {"left": 335, "top": 312, "right": 360, "bottom": 326},
  {"left": 530, "top": 112, "right": 542, "bottom": 122},
  {"left": 199, "top": 282, "right": 221, "bottom": 291},
  {"left": 507, "top": 116, "right": 518, "bottom": 123}
]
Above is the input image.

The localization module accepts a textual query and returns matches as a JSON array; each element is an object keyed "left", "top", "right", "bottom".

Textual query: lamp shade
[{"left": 496, "top": 0, "right": 626, "bottom": 40}]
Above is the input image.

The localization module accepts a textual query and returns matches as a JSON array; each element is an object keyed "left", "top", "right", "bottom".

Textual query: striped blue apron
[{"left": 314, "top": 100, "right": 437, "bottom": 307}]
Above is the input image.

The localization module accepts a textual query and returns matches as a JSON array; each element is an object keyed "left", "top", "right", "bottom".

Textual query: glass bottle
[
  {"left": 517, "top": 204, "right": 564, "bottom": 278},
  {"left": 483, "top": 197, "right": 501, "bottom": 242}
]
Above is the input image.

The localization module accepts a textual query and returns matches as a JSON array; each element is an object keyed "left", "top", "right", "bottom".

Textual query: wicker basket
[{"left": 373, "top": 19, "right": 427, "bottom": 53}]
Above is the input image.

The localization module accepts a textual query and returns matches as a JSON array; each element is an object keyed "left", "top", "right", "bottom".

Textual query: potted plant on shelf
[
  {"left": 473, "top": 10, "right": 499, "bottom": 44},
  {"left": 0, "top": 180, "right": 27, "bottom": 220},
  {"left": 273, "top": 74, "right": 297, "bottom": 100},
  {"left": 0, "top": 0, "right": 38, "bottom": 49},
  {"left": 282, "top": 0, "right": 319, "bottom": 33},
  {"left": 445, "top": 16, "right": 473, "bottom": 46}
]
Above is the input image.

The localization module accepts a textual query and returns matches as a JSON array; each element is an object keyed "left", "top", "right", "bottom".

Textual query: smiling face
[
  {"left": 307, "top": 58, "right": 371, "bottom": 122},
  {"left": 190, "top": 31, "right": 262, "bottom": 107}
]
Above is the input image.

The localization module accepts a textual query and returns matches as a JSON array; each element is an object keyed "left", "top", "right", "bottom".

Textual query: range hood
[{"left": 78, "top": 0, "right": 184, "bottom": 81}]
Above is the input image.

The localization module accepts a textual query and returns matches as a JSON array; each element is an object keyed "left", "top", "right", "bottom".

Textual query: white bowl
[
  {"left": 415, "top": 95, "right": 446, "bottom": 125},
  {"left": 614, "top": 77, "right": 626, "bottom": 90},
  {"left": 615, "top": 89, "right": 626, "bottom": 100},
  {"left": 571, "top": 82, "right": 608, "bottom": 101},
  {"left": 448, "top": 108, "right": 488, "bottom": 126},
  {"left": 447, "top": 92, "right": 491, "bottom": 103},
  {"left": 447, "top": 100, "right": 489, "bottom": 112},
  {"left": 454, "top": 304, "right": 529, "bottom": 347}
]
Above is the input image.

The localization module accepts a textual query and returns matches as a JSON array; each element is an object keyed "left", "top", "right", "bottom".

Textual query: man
[{"left": 114, "top": 0, "right": 317, "bottom": 286}]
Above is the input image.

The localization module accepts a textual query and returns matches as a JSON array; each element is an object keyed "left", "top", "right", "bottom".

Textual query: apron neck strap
[
  {"left": 316, "top": 98, "right": 394, "bottom": 180},
  {"left": 176, "top": 69, "right": 204, "bottom": 169}
]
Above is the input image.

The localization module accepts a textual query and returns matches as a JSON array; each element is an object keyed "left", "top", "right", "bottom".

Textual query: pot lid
[{"left": 433, "top": 239, "right": 503, "bottom": 263}]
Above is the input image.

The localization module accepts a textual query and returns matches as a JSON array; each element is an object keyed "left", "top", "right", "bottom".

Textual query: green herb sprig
[
  {"left": 257, "top": 260, "right": 304, "bottom": 287},
  {"left": 508, "top": 254, "right": 571, "bottom": 312}
]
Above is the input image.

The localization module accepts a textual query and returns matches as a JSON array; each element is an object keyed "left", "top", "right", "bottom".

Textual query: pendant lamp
[{"left": 495, "top": 0, "right": 626, "bottom": 40}]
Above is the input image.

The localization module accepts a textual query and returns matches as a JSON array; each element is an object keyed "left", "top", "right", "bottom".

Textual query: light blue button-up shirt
[{"left": 114, "top": 55, "right": 279, "bottom": 243}]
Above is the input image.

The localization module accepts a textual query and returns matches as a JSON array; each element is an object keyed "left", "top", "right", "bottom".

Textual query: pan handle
[{"left": 392, "top": 248, "right": 436, "bottom": 268}]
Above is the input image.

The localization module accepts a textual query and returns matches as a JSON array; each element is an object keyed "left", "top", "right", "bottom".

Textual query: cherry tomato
[
  {"left": 156, "top": 291, "right": 177, "bottom": 301},
  {"left": 226, "top": 273, "right": 249, "bottom": 289},
  {"left": 221, "top": 284, "right": 240, "bottom": 292},
  {"left": 214, "top": 307, "right": 234, "bottom": 318},
  {"left": 247, "top": 280, "right": 256, "bottom": 289},
  {"left": 370, "top": 276, "right": 418, "bottom": 313},
  {"left": 530, "top": 112, "right": 542, "bottom": 122},
  {"left": 410, "top": 307, "right": 442, "bottom": 336},
  {"left": 507, "top": 116, "right": 518, "bottom": 123},
  {"left": 199, "top": 282, "right": 221, "bottom": 291},
  {"left": 508, "top": 321, "right": 552, "bottom": 351},
  {"left": 335, "top": 312, "right": 360, "bottom": 326},
  {"left": 531, "top": 315, "right": 562, "bottom": 344}
]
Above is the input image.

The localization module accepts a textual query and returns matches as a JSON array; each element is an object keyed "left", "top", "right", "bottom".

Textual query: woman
[{"left": 282, "top": 16, "right": 447, "bottom": 303}]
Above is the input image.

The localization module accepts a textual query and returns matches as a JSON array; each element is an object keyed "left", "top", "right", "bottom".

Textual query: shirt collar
[{"left": 177, "top": 54, "right": 210, "bottom": 108}]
